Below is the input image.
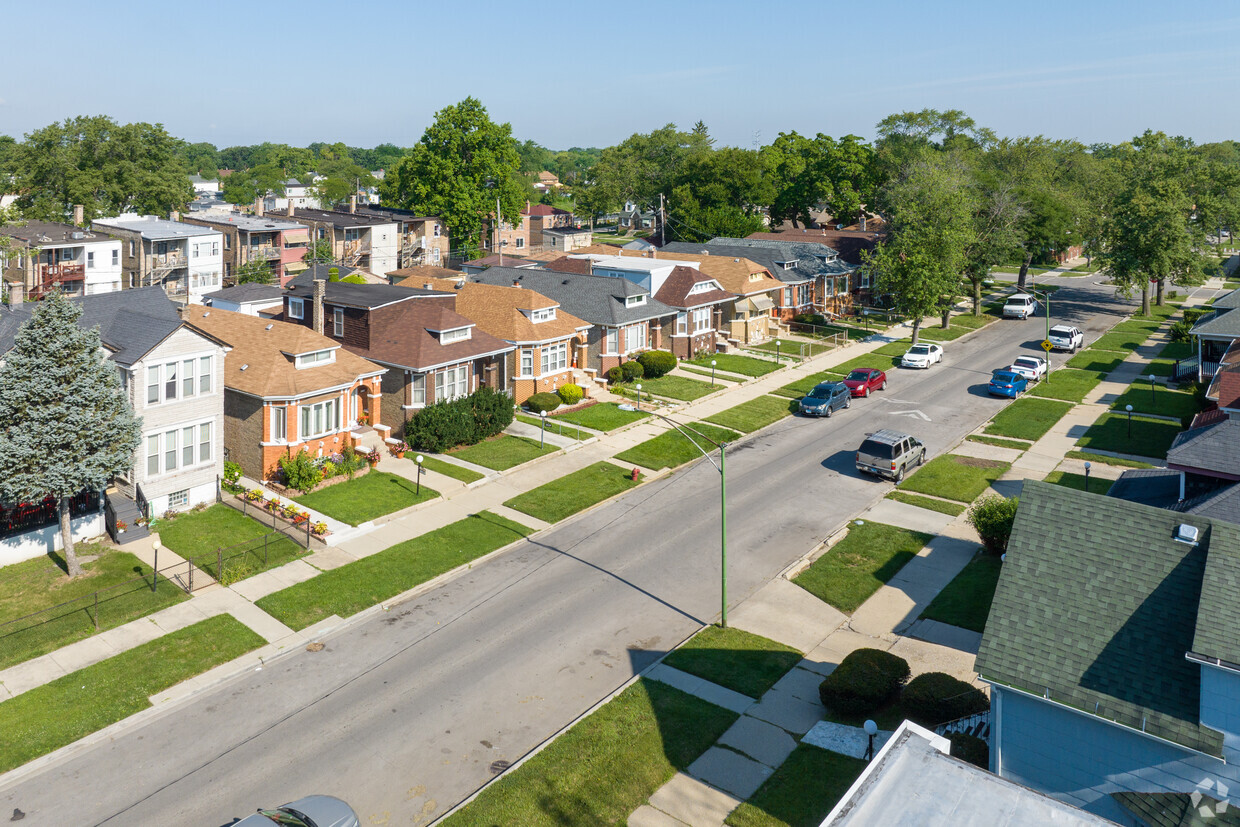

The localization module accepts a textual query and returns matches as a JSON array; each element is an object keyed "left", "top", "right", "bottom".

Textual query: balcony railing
[
  {"left": 150, "top": 252, "right": 188, "bottom": 271},
  {"left": 248, "top": 245, "right": 281, "bottom": 260},
  {"left": 38, "top": 263, "right": 86, "bottom": 280}
]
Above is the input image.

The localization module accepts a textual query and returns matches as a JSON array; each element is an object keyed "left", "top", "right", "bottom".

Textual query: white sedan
[
  {"left": 1009, "top": 355, "right": 1048, "bottom": 382},
  {"left": 901, "top": 342, "right": 944, "bottom": 369}
]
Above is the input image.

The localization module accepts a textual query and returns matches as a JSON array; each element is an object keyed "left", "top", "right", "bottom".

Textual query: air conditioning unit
[
  {"left": 72, "top": 231, "right": 85, "bottom": 240},
  {"left": 1173, "top": 524, "right": 1200, "bottom": 546}
]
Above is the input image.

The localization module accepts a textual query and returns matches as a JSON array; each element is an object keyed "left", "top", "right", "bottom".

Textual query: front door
[{"left": 351, "top": 386, "right": 369, "bottom": 427}]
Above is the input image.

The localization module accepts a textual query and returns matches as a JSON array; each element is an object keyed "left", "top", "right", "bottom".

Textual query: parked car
[
  {"left": 1048, "top": 324, "right": 1084, "bottom": 352},
  {"left": 901, "top": 343, "right": 944, "bottom": 369},
  {"left": 799, "top": 381, "right": 851, "bottom": 417},
  {"left": 855, "top": 429, "right": 926, "bottom": 482},
  {"left": 988, "top": 369, "right": 1029, "bottom": 398},
  {"left": 1003, "top": 294, "right": 1038, "bottom": 319},
  {"left": 236, "top": 796, "right": 361, "bottom": 827},
  {"left": 842, "top": 368, "right": 887, "bottom": 397},
  {"left": 1009, "top": 355, "right": 1048, "bottom": 382}
]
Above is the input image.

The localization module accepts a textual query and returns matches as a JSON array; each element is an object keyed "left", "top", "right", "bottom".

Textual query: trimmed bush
[
  {"left": 1169, "top": 319, "right": 1193, "bottom": 342},
  {"left": 637, "top": 350, "right": 677, "bottom": 379},
  {"left": 525, "top": 392, "right": 562, "bottom": 414},
  {"left": 968, "top": 495, "right": 1019, "bottom": 554},
  {"left": 279, "top": 450, "right": 323, "bottom": 493},
  {"left": 818, "top": 648, "right": 910, "bottom": 715},
  {"left": 901, "top": 672, "right": 989, "bottom": 727},
  {"left": 606, "top": 366, "right": 624, "bottom": 384},
  {"left": 557, "top": 383, "right": 584, "bottom": 406},
  {"left": 620, "top": 360, "right": 645, "bottom": 382},
  {"left": 949, "top": 733, "right": 990, "bottom": 769},
  {"left": 1183, "top": 307, "right": 1210, "bottom": 325},
  {"left": 404, "top": 386, "right": 515, "bottom": 453}
]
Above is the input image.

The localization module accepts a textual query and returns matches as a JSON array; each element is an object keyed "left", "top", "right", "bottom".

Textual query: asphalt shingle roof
[
  {"left": 470, "top": 266, "right": 676, "bottom": 326},
  {"left": 1167, "top": 418, "right": 1240, "bottom": 479},
  {"left": 1107, "top": 468, "right": 1184, "bottom": 509},
  {"left": 1186, "top": 483, "right": 1240, "bottom": 527},
  {"left": 975, "top": 480, "right": 1235, "bottom": 756},
  {"left": 662, "top": 239, "right": 854, "bottom": 286},
  {"left": 1211, "top": 289, "right": 1240, "bottom": 310},
  {"left": 1191, "top": 307, "right": 1240, "bottom": 338},
  {"left": 284, "top": 278, "right": 447, "bottom": 310},
  {"left": 203, "top": 284, "right": 285, "bottom": 304}
]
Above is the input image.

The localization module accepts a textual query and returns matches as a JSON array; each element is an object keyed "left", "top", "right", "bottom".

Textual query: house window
[
  {"left": 146, "top": 434, "right": 160, "bottom": 476},
  {"left": 299, "top": 399, "right": 339, "bottom": 439},
  {"left": 295, "top": 349, "right": 335, "bottom": 368},
  {"left": 625, "top": 324, "right": 644, "bottom": 353},
  {"left": 129, "top": 241, "right": 135, "bottom": 256},
  {"left": 515, "top": 237, "right": 525, "bottom": 249},
  {"left": 692, "top": 308, "right": 711, "bottom": 332},
  {"left": 410, "top": 373, "right": 426, "bottom": 406},
  {"left": 530, "top": 307, "right": 556, "bottom": 322},
  {"left": 212, "top": 242, "right": 219, "bottom": 256},
  {"left": 87, "top": 251, "right": 95, "bottom": 268},
  {"left": 798, "top": 284, "right": 812, "bottom": 306},
  {"left": 519, "top": 349, "right": 533, "bottom": 377},
  {"left": 164, "top": 429, "right": 178, "bottom": 471},
  {"left": 272, "top": 406, "right": 287, "bottom": 442},
  {"left": 146, "top": 366, "right": 160, "bottom": 405},
  {"left": 625, "top": 294, "right": 646, "bottom": 307},
  {"left": 433, "top": 224, "right": 442, "bottom": 238},
  {"left": 182, "top": 358, "right": 195, "bottom": 397},
  {"left": 841, "top": 275, "right": 850, "bottom": 293},
  {"left": 440, "top": 327, "right": 470, "bottom": 344},
  {"left": 784, "top": 287, "right": 793, "bottom": 305},
  {"left": 164, "top": 362, "right": 178, "bottom": 401},
  {"left": 182, "top": 426, "right": 195, "bottom": 467},
  {"left": 435, "top": 365, "right": 469, "bottom": 402},
  {"left": 112, "top": 249, "right": 119, "bottom": 266},
  {"left": 605, "top": 328, "right": 619, "bottom": 354},
  {"left": 168, "top": 489, "right": 189, "bottom": 509},
  {"left": 199, "top": 422, "right": 211, "bottom": 463},
  {"left": 192, "top": 244, "right": 200, "bottom": 259},
  {"left": 199, "top": 356, "right": 211, "bottom": 394},
  {"left": 432, "top": 248, "right": 441, "bottom": 263},
  {"left": 676, "top": 312, "right": 687, "bottom": 335},
  {"left": 224, "top": 235, "right": 232, "bottom": 250},
  {"left": 288, "top": 298, "right": 304, "bottom": 319},
  {"left": 541, "top": 342, "right": 568, "bottom": 374},
  {"left": 333, "top": 307, "right": 344, "bottom": 337}
]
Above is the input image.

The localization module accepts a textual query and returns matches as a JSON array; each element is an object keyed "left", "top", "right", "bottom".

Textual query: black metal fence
[{"left": 0, "top": 491, "right": 98, "bottom": 542}]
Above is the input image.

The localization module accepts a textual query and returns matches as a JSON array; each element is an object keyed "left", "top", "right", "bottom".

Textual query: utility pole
[
  {"left": 496, "top": 197, "right": 504, "bottom": 267},
  {"left": 659, "top": 193, "right": 666, "bottom": 246}
]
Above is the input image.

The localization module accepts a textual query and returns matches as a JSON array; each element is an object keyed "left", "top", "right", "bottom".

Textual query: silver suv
[{"left": 855, "top": 429, "right": 926, "bottom": 482}]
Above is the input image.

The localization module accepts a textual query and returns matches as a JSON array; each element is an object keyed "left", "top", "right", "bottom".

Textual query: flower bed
[
  {"left": 235, "top": 488, "right": 330, "bottom": 539},
  {"left": 265, "top": 463, "right": 372, "bottom": 497}
]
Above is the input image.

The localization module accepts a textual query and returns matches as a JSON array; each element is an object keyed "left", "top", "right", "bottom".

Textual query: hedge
[
  {"left": 818, "top": 648, "right": 910, "bottom": 715},
  {"left": 967, "top": 495, "right": 1019, "bottom": 554},
  {"left": 557, "top": 383, "right": 584, "bottom": 405},
  {"left": 404, "top": 386, "right": 514, "bottom": 453},
  {"left": 525, "top": 392, "right": 562, "bottom": 414},
  {"left": 637, "top": 350, "right": 677, "bottom": 379},
  {"left": 948, "top": 733, "right": 989, "bottom": 769},
  {"left": 900, "top": 672, "right": 989, "bottom": 727}
]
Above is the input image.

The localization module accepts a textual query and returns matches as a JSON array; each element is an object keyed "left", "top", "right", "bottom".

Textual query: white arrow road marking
[{"left": 892, "top": 409, "right": 932, "bottom": 421}]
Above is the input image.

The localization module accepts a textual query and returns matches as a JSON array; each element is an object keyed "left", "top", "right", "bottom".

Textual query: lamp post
[
  {"left": 863, "top": 719, "right": 878, "bottom": 761},
  {"left": 711, "top": 359, "right": 717, "bottom": 386},
  {"left": 539, "top": 410, "right": 547, "bottom": 449},
  {"left": 150, "top": 536, "right": 161, "bottom": 592},
  {"left": 775, "top": 339, "right": 781, "bottom": 363},
  {"left": 415, "top": 454, "right": 424, "bottom": 495},
  {"left": 635, "top": 383, "right": 642, "bottom": 412},
  {"left": 1149, "top": 373, "right": 1157, "bottom": 406},
  {"left": 1084, "top": 461, "right": 1091, "bottom": 493},
  {"left": 1126, "top": 404, "right": 1134, "bottom": 438}
]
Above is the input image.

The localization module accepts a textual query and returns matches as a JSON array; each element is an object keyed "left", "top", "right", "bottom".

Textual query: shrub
[
  {"left": 279, "top": 450, "right": 323, "bottom": 493},
  {"left": 1169, "top": 319, "right": 1194, "bottom": 342},
  {"left": 557, "top": 383, "right": 584, "bottom": 406},
  {"left": 320, "top": 460, "right": 338, "bottom": 479},
  {"left": 526, "top": 392, "right": 562, "bottom": 414},
  {"left": 1183, "top": 307, "right": 1210, "bottom": 325},
  {"left": 620, "top": 360, "right": 645, "bottom": 382},
  {"left": 223, "top": 460, "right": 242, "bottom": 486},
  {"left": 606, "top": 366, "right": 625, "bottom": 384},
  {"left": 471, "top": 385, "right": 515, "bottom": 437},
  {"left": 968, "top": 495, "right": 1019, "bottom": 554},
  {"left": 948, "top": 733, "right": 989, "bottom": 769},
  {"left": 818, "top": 648, "right": 910, "bottom": 715},
  {"left": 901, "top": 672, "right": 989, "bottom": 727},
  {"left": 637, "top": 350, "right": 676, "bottom": 378},
  {"left": 404, "top": 386, "right": 514, "bottom": 452}
]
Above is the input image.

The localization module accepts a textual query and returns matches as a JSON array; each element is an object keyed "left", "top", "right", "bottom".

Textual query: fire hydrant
[{"left": 630, "top": 467, "right": 640, "bottom": 481}]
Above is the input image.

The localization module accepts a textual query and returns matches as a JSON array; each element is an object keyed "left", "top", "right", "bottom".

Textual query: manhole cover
[
  {"left": 306, "top": 642, "right": 325, "bottom": 652},
  {"left": 489, "top": 760, "right": 510, "bottom": 774}
]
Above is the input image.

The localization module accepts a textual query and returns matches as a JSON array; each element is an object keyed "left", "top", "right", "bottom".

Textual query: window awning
[
  {"left": 737, "top": 294, "right": 775, "bottom": 313},
  {"left": 282, "top": 229, "right": 310, "bottom": 245},
  {"left": 284, "top": 261, "right": 309, "bottom": 273}
]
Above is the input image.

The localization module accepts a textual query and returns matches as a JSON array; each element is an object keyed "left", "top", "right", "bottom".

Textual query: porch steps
[{"left": 106, "top": 491, "right": 150, "bottom": 544}]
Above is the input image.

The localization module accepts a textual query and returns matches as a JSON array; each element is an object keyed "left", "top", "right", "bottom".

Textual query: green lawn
[
  {"left": 772, "top": 371, "right": 837, "bottom": 399},
  {"left": 1063, "top": 450, "right": 1156, "bottom": 469},
  {"left": 688, "top": 353, "right": 782, "bottom": 377},
  {"left": 726, "top": 745, "right": 867, "bottom": 827},
  {"left": 1109, "top": 384, "right": 1201, "bottom": 420},
  {"left": 615, "top": 423, "right": 739, "bottom": 470},
  {"left": 1044, "top": 470, "right": 1114, "bottom": 495},
  {"left": 157, "top": 504, "right": 307, "bottom": 579},
  {"left": 516, "top": 414, "right": 590, "bottom": 441},
  {"left": 680, "top": 364, "right": 742, "bottom": 382},
  {"left": 503, "top": 462, "right": 642, "bottom": 523},
  {"left": 917, "top": 324, "right": 973, "bottom": 342},
  {"left": 899, "top": 455, "right": 1011, "bottom": 503},
  {"left": 827, "top": 353, "right": 901, "bottom": 376},
  {"left": 617, "top": 374, "right": 722, "bottom": 401},
  {"left": 1026, "top": 368, "right": 1102, "bottom": 403},
  {"left": 663, "top": 625, "right": 803, "bottom": 699},
  {"left": 884, "top": 491, "right": 968, "bottom": 516},
  {"left": 1076, "top": 412, "right": 1183, "bottom": 460},
  {"left": 442, "top": 679, "right": 737, "bottom": 827},
  {"left": 965, "top": 435, "right": 1032, "bottom": 451},
  {"left": 294, "top": 471, "right": 438, "bottom": 526},
  {"left": 414, "top": 454, "right": 486, "bottom": 483},
  {"left": 0, "top": 546, "right": 188, "bottom": 671},
  {"left": 1146, "top": 340, "right": 1197, "bottom": 378},
  {"left": 983, "top": 398, "right": 1075, "bottom": 442},
  {"left": 256, "top": 512, "right": 531, "bottom": 630},
  {"left": 550, "top": 402, "right": 650, "bottom": 432},
  {"left": 793, "top": 521, "right": 932, "bottom": 614},
  {"left": 1065, "top": 350, "right": 1127, "bottom": 376},
  {"left": 1089, "top": 329, "right": 1152, "bottom": 354},
  {"left": 705, "top": 395, "right": 795, "bottom": 433},
  {"left": 918, "top": 554, "right": 1003, "bottom": 633},
  {"left": 1112, "top": 318, "right": 1164, "bottom": 334},
  {"left": 748, "top": 339, "right": 832, "bottom": 360},
  {"left": 0, "top": 615, "right": 264, "bottom": 774},
  {"left": 448, "top": 434, "right": 558, "bottom": 470}
]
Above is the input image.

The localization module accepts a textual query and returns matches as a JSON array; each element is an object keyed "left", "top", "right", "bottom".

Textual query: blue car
[
  {"left": 799, "top": 381, "right": 851, "bottom": 417},
  {"left": 988, "top": 369, "right": 1028, "bottom": 398}
]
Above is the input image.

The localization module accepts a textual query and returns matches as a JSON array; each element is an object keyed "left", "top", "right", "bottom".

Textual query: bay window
[
  {"left": 692, "top": 308, "right": 711, "bottom": 332},
  {"left": 435, "top": 365, "right": 469, "bottom": 402},
  {"left": 605, "top": 328, "right": 618, "bottom": 354},
  {"left": 299, "top": 399, "right": 339, "bottom": 439},
  {"left": 625, "top": 324, "right": 644, "bottom": 353},
  {"left": 519, "top": 349, "right": 533, "bottom": 377},
  {"left": 676, "top": 312, "right": 687, "bottom": 335},
  {"left": 272, "top": 405, "right": 287, "bottom": 442},
  {"left": 541, "top": 342, "right": 568, "bottom": 374}
]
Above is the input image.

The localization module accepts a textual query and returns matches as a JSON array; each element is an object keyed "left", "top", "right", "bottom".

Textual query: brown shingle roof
[
  {"left": 653, "top": 266, "right": 736, "bottom": 309},
  {"left": 557, "top": 245, "right": 784, "bottom": 297},
  {"left": 181, "top": 307, "right": 385, "bottom": 399},
  {"left": 386, "top": 264, "right": 463, "bottom": 281},
  {"left": 357, "top": 301, "right": 514, "bottom": 371},
  {"left": 397, "top": 278, "right": 590, "bottom": 344}
]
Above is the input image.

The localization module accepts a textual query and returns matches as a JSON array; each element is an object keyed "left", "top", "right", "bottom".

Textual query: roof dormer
[
  {"left": 625, "top": 294, "right": 647, "bottom": 308},
  {"left": 522, "top": 306, "right": 557, "bottom": 323}
]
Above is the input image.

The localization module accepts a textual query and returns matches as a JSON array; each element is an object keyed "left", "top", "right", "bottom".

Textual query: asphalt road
[{"left": 0, "top": 276, "right": 1135, "bottom": 827}]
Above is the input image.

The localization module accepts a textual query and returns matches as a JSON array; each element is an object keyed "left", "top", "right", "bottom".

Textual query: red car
[{"left": 842, "top": 368, "right": 887, "bottom": 397}]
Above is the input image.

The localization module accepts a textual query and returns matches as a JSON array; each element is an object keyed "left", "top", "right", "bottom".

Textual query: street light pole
[
  {"left": 711, "top": 359, "right": 717, "bottom": 386},
  {"left": 539, "top": 410, "right": 547, "bottom": 449},
  {"left": 1126, "top": 404, "right": 1134, "bottom": 438},
  {"left": 415, "top": 454, "right": 424, "bottom": 495},
  {"left": 1149, "top": 373, "right": 1157, "bottom": 406},
  {"left": 1084, "top": 461, "right": 1091, "bottom": 494}
]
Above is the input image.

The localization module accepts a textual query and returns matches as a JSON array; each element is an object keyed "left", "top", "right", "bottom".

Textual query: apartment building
[
  {"left": 91, "top": 215, "right": 224, "bottom": 304},
  {"left": 275, "top": 203, "right": 397, "bottom": 277},
  {"left": 1, "top": 220, "right": 123, "bottom": 298},
  {"left": 180, "top": 212, "right": 310, "bottom": 285}
]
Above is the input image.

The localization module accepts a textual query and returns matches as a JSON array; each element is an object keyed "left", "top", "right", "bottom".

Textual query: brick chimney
[
  {"left": 349, "top": 195, "right": 357, "bottom": 214},
  {"left": 7, "top": 281, "right": 23, "bottom": 308},
  {"left": 72, "top": 204, "right": 84, "bottom": 227},
  {"left": 254, "top": 198, "right": 265, "bottom": 217},
  {"left": 169, "top": 210, "right": 180, "bottom": 222},
  {"left": 312, "top": 279, "right": 325, "bottom": 335},
  {"left": 287, "top": 201, "right": 295, "bottom": 217},
  {"left": 859, "top": 211, "right": 867, "bottom": 232}
]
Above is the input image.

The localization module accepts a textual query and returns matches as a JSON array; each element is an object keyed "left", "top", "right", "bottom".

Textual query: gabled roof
[
  {"left": 462, "top": 253, "right": 534, "bottom": 269},
  {"left": 203, "top": 283, "right": 285, "bottom": 305},
  {"left": 976, "top": 480, "right": 1240, "bottom": 756},
  {"left": 1167, "top": 418, "right": 1240, "bottom": 480},
  {"left": 284, "top": 278, "right": 448, "bottom": 310},
  {"left": 1190, "top": 307, "right": 1240, "bottom": 338},
  {"left": 397, "top": 277, "right": 589, "bottom": 344},
  {"left": 469, "top": 265, "right": 675, "bottom": 326},
  {"left": 1107, "top": 468, "right": 1184, "bottom": 509},
  {"left": 1186, "top": 482, "right": 1240, "bottom": 527},
  {"left": 1211, "top": 288, "right": 1240, "bottom": 310},
  {"left": 182, "top": 307, "right": 384, "bottom": 399},
  {"left": 569, "top": 245, "right": 783, "bottom": 297},
  {"left": 653, "top": 266, "right": 735, "bottom": 310},
  {"left": 352, "top": 299, "right": 514, "bottom": 371},
  {"left": 745, "top": 229, "right": 881, "bottom": 266},
  {"left": 659, "top": 240, "right": 854, "bottom": 285}
]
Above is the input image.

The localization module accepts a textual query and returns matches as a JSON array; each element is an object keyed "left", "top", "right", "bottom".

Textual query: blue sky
[{"left": 4, "top": 0, "right": 1238, "bottom": 150}]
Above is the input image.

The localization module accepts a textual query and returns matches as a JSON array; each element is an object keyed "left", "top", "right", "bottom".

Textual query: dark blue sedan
[{"left": 988, "top": 369, "right": 1028, "bottom": 398}]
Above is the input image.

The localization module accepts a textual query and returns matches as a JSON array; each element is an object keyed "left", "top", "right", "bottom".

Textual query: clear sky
[{"left": 4, "top": 0, "right": 1238, "bottom": 150}]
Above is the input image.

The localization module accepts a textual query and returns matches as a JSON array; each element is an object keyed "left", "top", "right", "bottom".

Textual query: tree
[
  {"left": 0, "top": 293, "right": 141, "bottom": 577},
  {"left": 313, "top": 158, "right": 376, "bottom": 208},
  {"left": 8, "top": 115, "right": 193, "bottom": 223},
  {"left": 380, "top": 98, "right": 524, "bottom": 249},
  {"left": 235, "top": 259, "right": 273, "bottom": 285},
  {"left": 221, "top": 162, "right": 286, "bottom": 206},
  {"left": 306, "top": 238, "right": 334, "bottom": 266}
]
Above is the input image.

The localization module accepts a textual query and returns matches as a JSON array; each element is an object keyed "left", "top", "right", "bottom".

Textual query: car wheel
[
  {"left": 917, "top": 449, "right": 925, "bottom": 467},
  {"left": 863, "top": 386, "right": 869, "bottom": 397},
  {"left": 895, "top": 465, "right": 905, "bottom": 482},
  {"left": 826, "top": 405, "right": 833, "bottom": 418},
  {"left": 881, "top": 381, "right": 887, "bottom": 390},
  {"left": 845, "top": 398, "right": 851, "bottom": 409}
]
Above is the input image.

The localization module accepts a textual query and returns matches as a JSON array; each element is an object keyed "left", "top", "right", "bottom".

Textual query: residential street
[{"left": 0, "top": 275, "right": 1135, "bottom": 827}]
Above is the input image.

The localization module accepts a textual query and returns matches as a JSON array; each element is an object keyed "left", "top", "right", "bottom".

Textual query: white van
[{"left": 1003, "top": 294, "right": 1037, "bottom": 319}]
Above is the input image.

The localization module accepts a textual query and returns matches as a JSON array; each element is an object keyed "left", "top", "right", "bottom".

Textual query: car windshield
[
  {"left": 846, "top": 370, "right": 869, "bottom": 381},
  {"left": 908, "top": 345, "right": 931, "bottom": 355},
  {"left": 809, "top": 384, "right": 837, "bottom": 399}
]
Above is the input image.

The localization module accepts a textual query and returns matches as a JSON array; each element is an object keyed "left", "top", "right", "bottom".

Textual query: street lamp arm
[{"left": 642, "top": 410, "right": 725, "bottom": 473}]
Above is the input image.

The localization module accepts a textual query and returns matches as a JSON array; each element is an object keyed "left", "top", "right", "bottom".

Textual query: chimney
[
  {"left": 169, "top": 210, "right": 180, "bottom": 223},
  {"left": 512, "top": 279, "right": 520, "bottom": 288},
  {"left": 526, "top": 200, "right": 531, "bottom": 215},
  {"left": 312, "top": 279, "right": 325, "bottom": 335},
  {"left": 287, "top": 201, "right": 294, "bottom": 217},
  {"left": 7, "top": 281, "right": 23, "bottom": 308},
  {"left": 254, "top": 197, "right": 264, "bottom": 217},
  {"left": 860, "top": 211, "right": 867, "bottom": 232},
  {"left": 72, "top": 204, "right": 84, "bottom": 227},
  {"left": 349, "top": 195, "right": 357, "bottom": 214},
  {"left": 587, "top": 258, "right": 593, "bottom": 275}
]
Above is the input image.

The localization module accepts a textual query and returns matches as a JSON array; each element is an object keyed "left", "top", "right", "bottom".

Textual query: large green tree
[
  {"left": 221, "top": 162, "right": 286, "bottom": 206},
  {"left": 0, "top": 293, "right": 141, "bottom": 577},
  {"left": 7, "top": 116, "right": 193, "bottom": 223},
  {"left": 235, "top": 259, "right": 273, "bottom": 285},
  {"left": 380, "top": 98, "right": 524, "bottom": 249},
  {"left": 764, "top": 132, "right": 877, "bottom": 228}
]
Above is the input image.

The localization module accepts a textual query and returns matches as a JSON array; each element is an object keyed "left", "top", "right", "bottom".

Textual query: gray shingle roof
[
  {"left": 283, "top": 279, "right": 446, "bottom": 310},
  {"left": 203, "top": 284, "right": 285, "bottom": 304},
  {"left": 1190, "top": 307, "right": 1240, "bottom": 338},
  {"left": 1107, "top": 468, "right": 1183, "bottom": 508},
  {"left": 0, "top": 286, "right": 188, "bottom": 367},
  {"left": 975, "top": 480, "right": 1238, "bottom": 756},
  {"left": 1186, "top": 482, "right": 1240, "bottom": 526},
  {"left": 660, "top": 239, "right": 854, "bottom": 286},
  {"left": 468, "top": 266, "right": 676, "bottom": 326},
  {"left": 1211, "top": 288, "right": 1240, "bottom": 310},
  {"left": 1167, "top": 418, "right": 1240, "bottom": 479}
]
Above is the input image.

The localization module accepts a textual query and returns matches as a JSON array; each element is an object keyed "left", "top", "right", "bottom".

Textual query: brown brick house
[{"left": 181, "top": 306, "right": 386, "bottom": 482}]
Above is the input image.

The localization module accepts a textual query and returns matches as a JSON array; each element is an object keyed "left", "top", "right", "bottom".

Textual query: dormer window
[
  {"left": 779, "top": 260, "right": 797, "bottom": 270},
  {"left": 687, "top": 281, "right": 718, "bottom": 296},
  {"left": 440, "top": 327, "right": 471, "bottom": 344},
  {"left": 625, "top": 294, "right": 646, "bottom": 307},
  {"left": 295, "top": 349, "right": 335, "bottom": 368},
  {"left": 530, "top": 307, "right": 556, "bottom": 323},
  {"left": 288, "top": 298, "right": 305, "bottom": 319}
]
